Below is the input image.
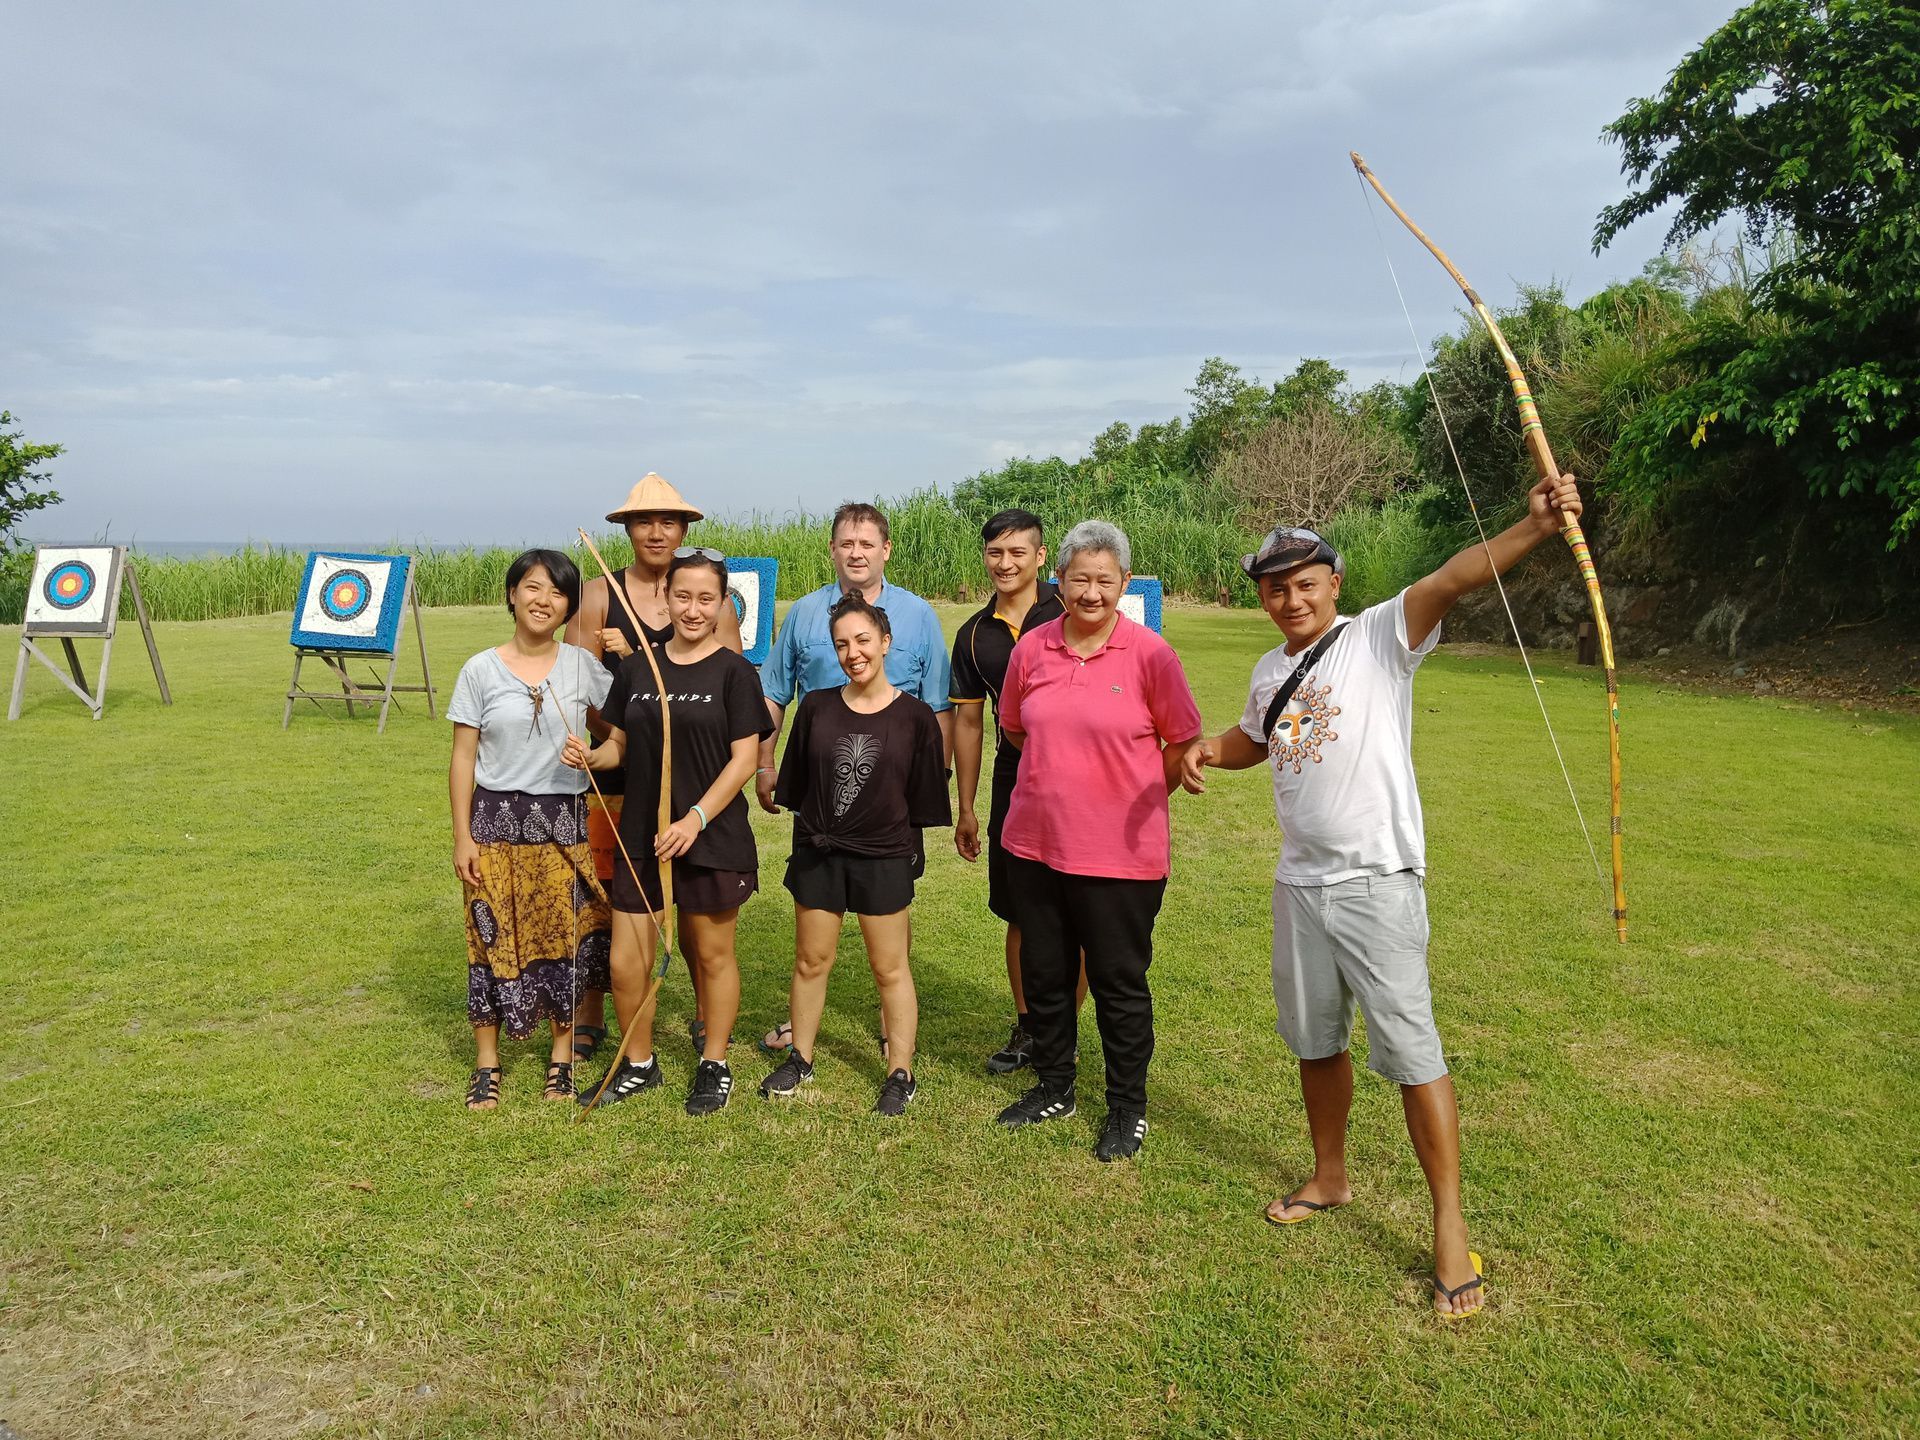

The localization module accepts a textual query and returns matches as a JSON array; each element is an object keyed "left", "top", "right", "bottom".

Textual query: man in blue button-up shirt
[{"left": 754, "top": 501, "right": 953, "bottom": 812}]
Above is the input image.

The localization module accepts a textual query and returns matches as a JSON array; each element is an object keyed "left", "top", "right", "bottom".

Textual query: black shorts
[
  {"left": 612, "top": 860, "right": 758, "bottom": 916},
  {"left": 784, "top": 846, "right": 923, "bottom": 916}
]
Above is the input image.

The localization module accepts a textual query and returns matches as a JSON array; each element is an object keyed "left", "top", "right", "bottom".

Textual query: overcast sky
[{"left": 4, "top": 0, "right": 1736, "bottom": 546}]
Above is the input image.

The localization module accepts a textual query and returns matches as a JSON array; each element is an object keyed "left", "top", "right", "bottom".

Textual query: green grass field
[{"left": 2, "top": 605, "right": 1916, "bottom": 1439}]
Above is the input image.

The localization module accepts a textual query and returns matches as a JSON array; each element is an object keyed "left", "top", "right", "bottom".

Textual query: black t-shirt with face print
[
  {"left": 774, "top": 687, "right": 952, "bottom": 859},
  {"left": 611, "top": 646, "right": 773, "bottom": 874}
]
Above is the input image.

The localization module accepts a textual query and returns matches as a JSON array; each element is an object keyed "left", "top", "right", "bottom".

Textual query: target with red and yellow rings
[{"left": 44, "top": 560, "right": 97, "bottom": 610}]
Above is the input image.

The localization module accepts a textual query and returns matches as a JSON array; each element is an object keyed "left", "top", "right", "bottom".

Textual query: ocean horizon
[{"left": 19, "top": 538, "right": 544, "bottom": 559}]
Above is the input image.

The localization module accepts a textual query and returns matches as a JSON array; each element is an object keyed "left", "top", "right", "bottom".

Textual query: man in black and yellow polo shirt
[{"left": 949, "top": 508, "right": 1071, "bottom": 1073}]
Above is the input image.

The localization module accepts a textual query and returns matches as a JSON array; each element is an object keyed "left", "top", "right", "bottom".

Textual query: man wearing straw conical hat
[{"left": 565, "top": 473, "right": 743, "bottom": 1065}]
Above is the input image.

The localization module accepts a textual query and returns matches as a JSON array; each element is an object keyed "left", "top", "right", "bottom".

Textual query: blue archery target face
[
  {"left": 295, "top": 554, "right": 397, "bottom": 644},
  {"left": 23, "top": 546, "right": 121, "bottom": 634}
]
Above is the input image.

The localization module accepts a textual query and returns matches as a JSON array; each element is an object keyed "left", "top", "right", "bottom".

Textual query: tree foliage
[
  {"left": 1595, "top": 0, "right": 1920, "bottom": 545},
  {"left": 0, "top": 410, "right": 64, "bottom": 549}
]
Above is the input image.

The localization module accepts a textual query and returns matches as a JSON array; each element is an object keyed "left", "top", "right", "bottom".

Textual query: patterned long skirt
[{"left": 463, "top": 788, "right": 612, "bottom": 1037}]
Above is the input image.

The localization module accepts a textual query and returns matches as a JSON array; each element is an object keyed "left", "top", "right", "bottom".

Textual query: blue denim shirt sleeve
[
  {"left": 881, "top": 588, "right": 951, "bottom": 713},
  {"left": 760, "top": 590, "right": 810, "bottom": 707}
]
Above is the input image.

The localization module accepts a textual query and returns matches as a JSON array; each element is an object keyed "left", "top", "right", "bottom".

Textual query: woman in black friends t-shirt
[
  {"left": 564, "top": 549, "right": 771, "bottom": 1117},
  {"left": 759, "top": 594, "right": 951, "bottom": 1116}
]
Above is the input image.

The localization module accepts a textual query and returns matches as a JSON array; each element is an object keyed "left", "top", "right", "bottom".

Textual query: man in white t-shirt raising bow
[{"left": 1182, "top": 469, "right": 1584, "bottom": 1321}]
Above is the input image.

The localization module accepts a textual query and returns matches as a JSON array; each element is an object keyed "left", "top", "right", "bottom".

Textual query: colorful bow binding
[{"left": 1351, "top": 152, "right": 1626, "bottom": 944}]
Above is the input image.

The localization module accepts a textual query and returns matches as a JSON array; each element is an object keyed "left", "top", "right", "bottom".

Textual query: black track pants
[{"left": 1006, "top": 853, "right": 1167, "bottom": 1112}]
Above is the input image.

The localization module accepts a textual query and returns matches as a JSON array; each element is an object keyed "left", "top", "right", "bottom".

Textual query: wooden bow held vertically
[
  {"left": 573, "top": 528, "right": 679, "bottom": 1117},
  {"left": 1351, "top": 151, "right": 1626, "bottom": 943}
]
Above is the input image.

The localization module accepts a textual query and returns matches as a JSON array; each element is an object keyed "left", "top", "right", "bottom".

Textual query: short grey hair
[{"left": 1055, "top": 519, "right": 1131, "bottom": 575}]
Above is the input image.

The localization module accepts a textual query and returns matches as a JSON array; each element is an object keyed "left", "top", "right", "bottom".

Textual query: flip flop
[
  {"left": 758, "top": 1021, "right": 794, "bottom": 1057},
  {"left": 1264, "top": 1192, "right": 1346, "bottom": 1227},
  {"left": 1433, "top": 1251, "right": 1486, "bottom": 1321}
]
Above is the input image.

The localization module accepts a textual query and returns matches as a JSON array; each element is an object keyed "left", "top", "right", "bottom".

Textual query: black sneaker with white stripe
[
  {"left": 759, "top": 1049, "right": 814, "bottom": 1098},
  {"left": 684, "top": 1058, "right": 734, "bottom": 1116},
  {"left": 995, "top": 1080, "right": 1076, "bottom": 1128},
  {"left": 873, "top": 1068, "right": 917, "bottom": 1117},
  {"left": 577, "top": 1055, "right": 662, "bottom": 1107},
  {"left": 1094, "top": 1108, "right": 1148, "bottom": 1162}
]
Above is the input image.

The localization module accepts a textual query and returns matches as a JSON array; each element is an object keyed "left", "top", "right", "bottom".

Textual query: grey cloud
[{"left": 3, "top": 0, "right": 1738, "bottom": 543}]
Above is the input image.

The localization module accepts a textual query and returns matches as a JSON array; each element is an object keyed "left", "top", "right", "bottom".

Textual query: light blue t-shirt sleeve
[
  {"left": 578, "top": 646, "right": 613, "bottom": 712},
  {"left": 448, "top": 654, "right": 486, "bottom": 728}
]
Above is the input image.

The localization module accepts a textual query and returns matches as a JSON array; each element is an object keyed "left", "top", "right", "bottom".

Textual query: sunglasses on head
[{"left": 672, "top": 546, "right": 727, "bottom": 562}]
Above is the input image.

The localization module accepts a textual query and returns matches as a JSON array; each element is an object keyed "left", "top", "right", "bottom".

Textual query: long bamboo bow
[
  {"left": 1351, "top": 152, "right": 1626, "bottom": 943},
  {"left": 572, "top": 529, "right": 679, "bottom": 1118}
]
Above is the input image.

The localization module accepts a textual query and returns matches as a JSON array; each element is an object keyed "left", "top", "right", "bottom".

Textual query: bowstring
[{"left": 1355, "top": 173, "right": 1606, "bottom": 890}]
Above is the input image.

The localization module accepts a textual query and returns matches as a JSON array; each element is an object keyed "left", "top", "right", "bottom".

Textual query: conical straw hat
[{"left": 606, "top": 472, "right": 704, "bottom": 524}]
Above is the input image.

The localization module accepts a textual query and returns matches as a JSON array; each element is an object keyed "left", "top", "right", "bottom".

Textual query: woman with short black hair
[{"left": 448, "top": 548, "right": 612, "bottom": 1110}]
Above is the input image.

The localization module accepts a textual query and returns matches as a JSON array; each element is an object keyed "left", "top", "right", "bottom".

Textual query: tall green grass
[{"left": 0, "top": 491, "right": 1442, "bottom": 624}]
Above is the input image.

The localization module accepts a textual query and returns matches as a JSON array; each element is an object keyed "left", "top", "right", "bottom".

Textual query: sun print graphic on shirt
[
  {"left": 832, "top": 733, "right": 880, "bottom": 817},
  {"left": 1268, "top": 677, "right": 1342, "bottom": 775}
]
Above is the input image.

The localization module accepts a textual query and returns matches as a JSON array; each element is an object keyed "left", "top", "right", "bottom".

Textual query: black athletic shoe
[
  {"left": 684, "top": 1059, "right": 734, "bottom": 1117},
  {"left": 1095, "top": 1108, "right": 1148, "bottom": 1162},
  {"left": 995, "top": 1080, "right": 1076, "bottom": 1128},
  {"left": 985, "top": 1023, "right": 1034, "bottom": 1075},
  {"left": 873, "top": 1068, "right": 917, "bottom": 1117},
  {"left": 577, "top": 1055, "right": 662, "bottom": 1107},
  {"left": 759, "top": 1050, "right": 814, "bottom": 1099}
]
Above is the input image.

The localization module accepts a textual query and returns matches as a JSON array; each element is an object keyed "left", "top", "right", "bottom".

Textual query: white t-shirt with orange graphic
[{"left": 1236, "top": 590, "right": 1439, "bottom": 885}]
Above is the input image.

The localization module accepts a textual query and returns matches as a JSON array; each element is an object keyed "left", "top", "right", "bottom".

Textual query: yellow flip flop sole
[{"left": 1434, "top": 1250, "right": 1486, "bottom": 1321}]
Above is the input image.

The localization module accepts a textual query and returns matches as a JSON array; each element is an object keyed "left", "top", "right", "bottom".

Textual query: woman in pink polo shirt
[{"left": 991, "top": 519, "right": 1203, "bottom": 1161}]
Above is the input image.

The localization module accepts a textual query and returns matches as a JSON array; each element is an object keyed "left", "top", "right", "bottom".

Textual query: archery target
[
  {"left": 1118, "top": 576, "right": 1164, "bottom": 633},
  {"left": 291, "top": 552, "right": 410, "bottom": 651},
  {"left": 727, "top": 557, "right": 780, "bottom": 665},
  {"left": 23, "top": 546, "right": 122, "bottom": 635},
  {"left": 731, "top": 571, "right": 761, "bottom": 652},
  {"left": 319, "top": 568, "right": 373, "bottom": 622}
]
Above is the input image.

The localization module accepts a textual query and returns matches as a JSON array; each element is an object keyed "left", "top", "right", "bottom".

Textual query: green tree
[
  {"left": 0, "top": 411, "right": 64, "bottom": 548},
  {"left": 1594, "top": 0, "right": 1920, "bottom": 545},
  {"left": 1268, "top": 358, "right": 1349, "bottom": 420}
]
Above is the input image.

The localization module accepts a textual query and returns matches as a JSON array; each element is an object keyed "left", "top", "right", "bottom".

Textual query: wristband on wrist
[
  {"left": 756, "top": 766, "right": 775, "bottom": 774},
  {"left": 691, "top": 802, "right": 709, "bottom": 830}
]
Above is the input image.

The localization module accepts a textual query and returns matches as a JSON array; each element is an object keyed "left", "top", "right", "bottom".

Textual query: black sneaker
[
  {"left": 577, "top": 1055, "right": 662, "bottom": 1107},
  {"left": 985, "top": 1023, "right": 1033, "bottom": 1075},
  {"left": 1095, "top": 1108, "right": 1148, "bottom": 1162},
  {"left": 759, "top": 1050, "right": 814, "bottom": 1099},
  {"left": 874, "top": 1068, "right": 917, "bottom": 1117},
  {"left": 995, "top": 1081, "right": 1076, "bottom": 1128},
  {"left": 684, "top": 1059, "right": 734, "bottom": 1116}
]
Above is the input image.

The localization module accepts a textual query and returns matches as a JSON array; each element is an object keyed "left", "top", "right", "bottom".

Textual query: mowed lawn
[{"left": 1, "top": 603, "right": 1916, "bottom": 1440}]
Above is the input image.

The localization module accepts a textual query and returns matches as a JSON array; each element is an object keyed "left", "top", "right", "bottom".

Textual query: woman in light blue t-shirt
[{"left": 447, "top": 549, "right": 613, "bottom": 1111}]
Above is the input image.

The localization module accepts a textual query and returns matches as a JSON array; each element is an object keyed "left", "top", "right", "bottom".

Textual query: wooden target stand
[
  {"left": 282, "top": 568, "right": 435, "bottom": 734},
  {"left": 8, "top": 545, "right": 172, "bottom": 721}
]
